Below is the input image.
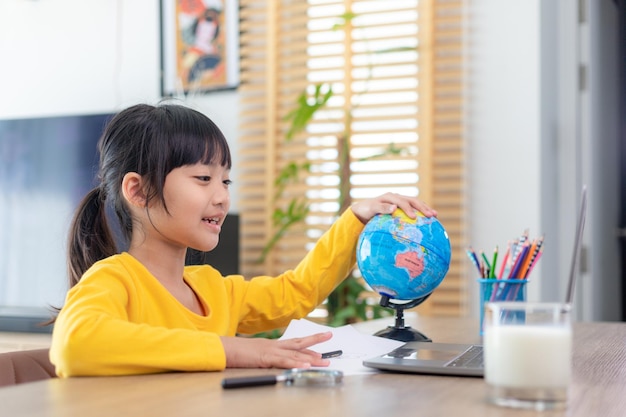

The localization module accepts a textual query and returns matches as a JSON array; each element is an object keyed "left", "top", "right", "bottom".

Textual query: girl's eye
[
  {"left": 196, "top": 176, "right": 211, "bottom": 182},
  {"left": 223, "top": 179, "right": 233, "bottom": 187}
]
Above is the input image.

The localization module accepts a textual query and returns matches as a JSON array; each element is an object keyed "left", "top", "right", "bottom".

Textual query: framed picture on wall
[{"left": 160, "top": 0, "right": 240, "bottom": 96}]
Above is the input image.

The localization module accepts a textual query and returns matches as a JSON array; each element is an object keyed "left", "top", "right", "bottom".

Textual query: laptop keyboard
[{"left": 444, "top": 345, "right": 484, "bottom": 369}]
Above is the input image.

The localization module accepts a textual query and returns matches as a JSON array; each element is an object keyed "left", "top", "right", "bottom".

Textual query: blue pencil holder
[{"left": 478, "top": 278, "right": 528, "bottom": 335}]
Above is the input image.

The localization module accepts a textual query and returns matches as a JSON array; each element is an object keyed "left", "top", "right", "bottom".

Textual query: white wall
[
  {"left": 0, "top": 1, "right": 160, "bottom": 118},
  {"left": 465, "top": 0, "right": 543, "bottom": 304},
  {"left": 466, "top": 0, "right": 622, "bottom": 321}
]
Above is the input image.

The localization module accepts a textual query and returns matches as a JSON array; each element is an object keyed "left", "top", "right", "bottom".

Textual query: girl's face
[{"left": 146, "top": 162, "right": 231, "bottom": 253}]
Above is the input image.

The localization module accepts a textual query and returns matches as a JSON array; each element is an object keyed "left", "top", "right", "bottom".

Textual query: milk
[{"left": 484, "top": 325, "right": 572, "bottom": 388}]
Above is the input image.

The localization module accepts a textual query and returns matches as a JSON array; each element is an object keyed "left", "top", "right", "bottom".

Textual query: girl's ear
[{"left": 121, "top": 172, "right": 147, "bottom": 208}]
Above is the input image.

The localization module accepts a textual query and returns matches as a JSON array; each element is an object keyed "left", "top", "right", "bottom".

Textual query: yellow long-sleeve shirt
[{"left": 50, "top": 209, "right": 363, "bottom": 377}]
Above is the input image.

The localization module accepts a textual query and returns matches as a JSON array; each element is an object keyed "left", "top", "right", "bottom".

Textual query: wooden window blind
[{"left": 238, "top": 0, "right": 466, "bottom": 317}]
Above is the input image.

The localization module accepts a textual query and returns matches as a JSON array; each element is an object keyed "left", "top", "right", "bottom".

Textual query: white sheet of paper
[{"left": 279, "top": 318, "right": 404, "bottom": 376}]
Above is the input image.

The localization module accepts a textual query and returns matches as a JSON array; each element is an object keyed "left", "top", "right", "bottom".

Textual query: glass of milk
[{"left": 483, "top": 302, "right": 572, "bottom": 410}]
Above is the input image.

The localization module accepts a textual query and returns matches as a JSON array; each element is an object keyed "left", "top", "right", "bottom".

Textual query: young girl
[{"left": 49, "top": 103, "right": 437, "bottom": 377}]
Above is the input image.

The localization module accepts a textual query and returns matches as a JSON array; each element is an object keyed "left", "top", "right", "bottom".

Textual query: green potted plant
[{"left": 259, "top": 12, "right": 414, "bottom": 327}]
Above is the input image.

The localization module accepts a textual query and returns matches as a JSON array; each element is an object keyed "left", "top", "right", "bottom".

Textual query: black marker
[
  {"left": 321, "top": 350, "right": 343, "bottom": 359},
  {"left": 222, "top": 369, "right": 344, "bottom": 389}
]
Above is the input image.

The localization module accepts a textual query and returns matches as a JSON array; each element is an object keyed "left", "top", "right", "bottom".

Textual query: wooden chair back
[{"left": 0, "top": 349, "right": 56, "bottom": 387}]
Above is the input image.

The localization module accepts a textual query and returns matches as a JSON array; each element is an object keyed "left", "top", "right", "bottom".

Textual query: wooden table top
[{"left": 1, "top": 316, "right": 625, "bottom": 417}]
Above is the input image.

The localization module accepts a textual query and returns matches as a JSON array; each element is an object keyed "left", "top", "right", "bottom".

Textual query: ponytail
[{"left": 66, "top": 187, "right": 117, "bottom": 289}]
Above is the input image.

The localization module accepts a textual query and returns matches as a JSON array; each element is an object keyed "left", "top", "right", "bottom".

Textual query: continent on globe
[
  {"left": 395, "top": 250, "right": 425, "bottom": 279},
  {"left": 356, "top": 208, "right": 452, "bottom": 301}
]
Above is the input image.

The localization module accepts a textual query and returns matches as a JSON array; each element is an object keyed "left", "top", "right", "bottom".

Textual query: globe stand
[{"left": 374, "top": 294, "right": 432, "bottom": 342}]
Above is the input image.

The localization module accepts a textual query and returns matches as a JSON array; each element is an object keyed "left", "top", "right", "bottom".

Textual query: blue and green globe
[{"left": 356, "top": 209, "right": 452, "bottom": 301}]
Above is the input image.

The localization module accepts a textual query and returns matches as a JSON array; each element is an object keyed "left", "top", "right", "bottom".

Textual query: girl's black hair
[{"left": 65, "top": 103, "right": 231, "bottom": 290}]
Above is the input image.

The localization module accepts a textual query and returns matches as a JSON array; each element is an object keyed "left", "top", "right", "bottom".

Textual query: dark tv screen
[{"left": 0, "top": 113, "right": 113, "bottom": 330}]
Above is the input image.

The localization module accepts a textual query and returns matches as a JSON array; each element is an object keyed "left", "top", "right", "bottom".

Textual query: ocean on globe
[{"left": 356, "top": 208, "right": 452, "bottom": 301}]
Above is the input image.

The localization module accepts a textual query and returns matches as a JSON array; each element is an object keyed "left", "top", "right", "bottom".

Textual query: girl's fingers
[
  {"left": 397, "top": 199, "right": 437, "bottom": 219},
  {"left": 352, "top": 193, "right": 437, "bottom": 223},
  {"left": 274, "top": 332, "right": 333, "bottom": 368},
  {"left": 279, "top": 332, "right": 333, "bottom": 350}
]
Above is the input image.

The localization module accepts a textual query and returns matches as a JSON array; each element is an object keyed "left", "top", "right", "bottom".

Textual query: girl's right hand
[
  {"left": 350, "top": 192, "right": 437, "bottom": 224},
  {"left": 220, "top": 331, "right": 333, "bottom": 369}
]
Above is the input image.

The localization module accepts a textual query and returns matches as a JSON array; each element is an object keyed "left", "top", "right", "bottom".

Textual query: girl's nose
[{"left": 213, "top": 184, "right": 231, "bottom": 208}]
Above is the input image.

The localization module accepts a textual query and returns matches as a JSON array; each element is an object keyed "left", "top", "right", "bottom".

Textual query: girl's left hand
[{"left": 350, "top": 192, "right": 437, "bottom": 224}]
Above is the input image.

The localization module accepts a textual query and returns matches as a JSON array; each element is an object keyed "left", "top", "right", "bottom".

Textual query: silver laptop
[{"left": 363, "top": 186, "right": 587, "bottom": 377}]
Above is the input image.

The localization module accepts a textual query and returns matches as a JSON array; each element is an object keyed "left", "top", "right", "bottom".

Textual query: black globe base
[
  {"left": 374, "top": 325, "right": 431, "bottom": 342},
  {"left": 374, "top": 294, "right": 432, "bottom": 343}
]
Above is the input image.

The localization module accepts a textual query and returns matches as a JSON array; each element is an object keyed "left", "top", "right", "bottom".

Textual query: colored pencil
[
  {"left": 508, "top": 242, "right": 530, "bottom": 279},
  {"left": 522, "top": 236, "right": 544, "bottom": 278},
  {"left": 518, "top": 238, "right": 539, "bottom": 279},
  {"left": 498, "top": 242, "right": 511, "bottom": 279},
  {"left": 525, "top": 247, "right": 544, "bottom": 278},
  {"left": 490, "top": 246, "right": 498, "bottom": 278},
  {"left": 466, "top": 248, "right": 482, "bottom": 277},
  {"left": 481, "top": 251, "right": 491, "bottom": 278}
]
